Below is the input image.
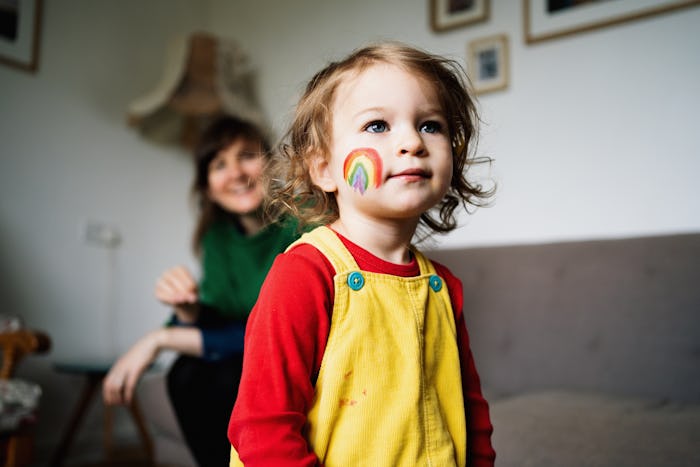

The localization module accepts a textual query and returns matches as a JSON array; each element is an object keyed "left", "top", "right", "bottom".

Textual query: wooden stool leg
[
  {"left": 49, "top": 374, "right": 101, "bottom": 467},
  {"left": 129, "top": 398, "right": 154, "bottom": 462},
  {"left": 4, "top": 431, "right": 33, "bottom": 467},
  {"left": 103, "top": 403, "right": 114, "bottom": 460}
]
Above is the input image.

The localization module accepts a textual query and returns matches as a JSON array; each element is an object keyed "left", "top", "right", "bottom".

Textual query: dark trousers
[{"left": 166, "top": 353, "right": 243, "bottom": 467}]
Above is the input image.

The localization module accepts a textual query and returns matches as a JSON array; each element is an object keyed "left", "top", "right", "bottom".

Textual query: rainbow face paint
[{"left": 343, "top": 148, "right": 383, "bottom": 195}]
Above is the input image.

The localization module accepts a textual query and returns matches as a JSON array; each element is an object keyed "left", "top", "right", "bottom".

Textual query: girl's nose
[{"left": 398, "top": 128, "right": 426, "bottom": 157}]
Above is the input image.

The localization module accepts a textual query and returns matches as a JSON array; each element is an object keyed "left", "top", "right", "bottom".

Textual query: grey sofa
[
  {"left": 138, "top": 232, "right": 700, "bottom": 466},
  {"left": 429, "top": 232, "right": 700, "bottom": 467}
]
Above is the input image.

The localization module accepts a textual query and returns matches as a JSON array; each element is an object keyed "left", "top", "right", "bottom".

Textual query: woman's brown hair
[{"left": 191, "top": 116, "right": 271, "bottom": 255}]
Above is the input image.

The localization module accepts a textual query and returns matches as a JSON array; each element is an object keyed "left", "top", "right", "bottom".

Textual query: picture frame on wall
[
  {"left": 524, "top": 0, "right": 700, "bottom": 44},
  {"left": 467, "top": 34, "right": 509, "bottom": 95},
  {"left": 0, "top": 0, "right": 43, "bottom": 73},
  {"left": 431, "top": 0, "right": 490, "bottom": 32}
]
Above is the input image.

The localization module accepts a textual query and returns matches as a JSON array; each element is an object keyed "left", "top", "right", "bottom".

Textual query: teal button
[
  {"left": 429, "top": 275, "right": 443, "bottom": 292},
  {"left": 347, "top": 271, "right": 365, "bottom": 291}
]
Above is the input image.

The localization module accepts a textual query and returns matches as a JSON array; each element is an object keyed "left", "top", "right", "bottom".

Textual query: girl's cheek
[{"left": 342, "top": 148, "right": 383, "bottom": 195}]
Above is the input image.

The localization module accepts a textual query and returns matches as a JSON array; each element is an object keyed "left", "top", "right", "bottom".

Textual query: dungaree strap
[
  {"left": 287, "top": 226, "right": 438, "bottom": 277},
  {"left": 286, "top": 226, "right": 361, "bottom": 274}
]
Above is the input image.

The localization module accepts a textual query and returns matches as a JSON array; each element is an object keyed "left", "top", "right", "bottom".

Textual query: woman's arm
[
  {"left": 198, "top": 322, "right": 246, "bottom": 361},
  {"left": 104, "top": 263, "right": 204, "bottom": 406},
  {"left": 103, "top": 326, "right": 203, "bottom": 405}
]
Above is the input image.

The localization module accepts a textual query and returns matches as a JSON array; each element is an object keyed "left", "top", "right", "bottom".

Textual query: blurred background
[{"left": 1, "top": 0, "right": 698, "bottom": 464}]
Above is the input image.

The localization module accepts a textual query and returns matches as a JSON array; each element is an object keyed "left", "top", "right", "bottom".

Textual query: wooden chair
[{"left": 0, "top": 329, "right": 51, "bottom": 467}]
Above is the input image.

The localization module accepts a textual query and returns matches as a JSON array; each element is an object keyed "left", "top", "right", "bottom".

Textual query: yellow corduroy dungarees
[{"left": 232, "top": 226, "right": 467, "bottom": 466}]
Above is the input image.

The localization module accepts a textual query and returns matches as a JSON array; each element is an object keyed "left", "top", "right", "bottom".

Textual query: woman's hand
[
  {"left": 103, "top": 327, "right": 204, "bottom": 405},
  {"left": 155, "top": 265, "right": 198, "bottom": 305},
  {"left": 102, "top": 329, "right": 165, "bottom": 405},
  {"left": 155, "top": 266, "right": 199, "bottom": 323}
]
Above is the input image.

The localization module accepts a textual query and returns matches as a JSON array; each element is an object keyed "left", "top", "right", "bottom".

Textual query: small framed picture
[
  {"left": 431, "top": 0, "right": 490, "bottom": 32},
  {"left": 0, "top": 0, "right": 43, "bottom": 73},
  {"left": 467, "top": 34, "right": 509, "bottom": 95}
]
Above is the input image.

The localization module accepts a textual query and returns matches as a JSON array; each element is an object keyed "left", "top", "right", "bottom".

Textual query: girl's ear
[{"left": 309, "top": 150, "right": 337, "bottom": 193}]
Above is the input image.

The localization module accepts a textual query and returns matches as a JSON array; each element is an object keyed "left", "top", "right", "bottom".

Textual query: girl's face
[
  {"left": 313, "top": 63, "right": 453, "bottom": 227},
  {"left": 207, "top": 138, "right": 266, "bottom": 215}
]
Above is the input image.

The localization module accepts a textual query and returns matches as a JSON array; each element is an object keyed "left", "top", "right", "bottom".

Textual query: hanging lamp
[{"left": 127, "top": 32, "right": 267, "bottom": 148}]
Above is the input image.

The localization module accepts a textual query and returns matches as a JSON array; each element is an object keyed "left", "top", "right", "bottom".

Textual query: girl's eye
[
  {"left": 364, "top": 120, "right": 388, "bottom": 133},
  {"left": 420, "top": 121, "right": 443, "bottom": 134}
]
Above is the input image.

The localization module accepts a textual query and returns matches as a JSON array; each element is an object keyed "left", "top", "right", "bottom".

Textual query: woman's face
[{"left": 207, "top": 138, "right": 266, "bottom": 215}]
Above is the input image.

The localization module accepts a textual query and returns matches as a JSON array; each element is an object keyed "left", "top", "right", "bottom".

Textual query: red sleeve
[
  {"left": 228, "top": 245, "right": 333, "bottom": 466},
  {"left": 434, "top": 262, "right": 496, "bottom": 467}
]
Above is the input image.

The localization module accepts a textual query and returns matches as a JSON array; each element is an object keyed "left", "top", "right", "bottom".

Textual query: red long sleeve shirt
[{"left": 228, "top": 232, "right": 495, "bottom": 466}]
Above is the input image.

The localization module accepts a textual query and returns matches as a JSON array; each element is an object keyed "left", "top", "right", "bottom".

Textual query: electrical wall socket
[{"left": 82, "top": 220, "right": 122, "bottom": 248}]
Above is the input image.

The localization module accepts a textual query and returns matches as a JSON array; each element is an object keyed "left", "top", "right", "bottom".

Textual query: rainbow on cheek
[{"left": 342, "top": 148, "right": 383, "bottom": 195}]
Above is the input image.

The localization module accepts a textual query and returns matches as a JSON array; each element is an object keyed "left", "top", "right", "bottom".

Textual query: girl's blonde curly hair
[{"left": 266, "top": 41, "right": 494, "bottom": 235}]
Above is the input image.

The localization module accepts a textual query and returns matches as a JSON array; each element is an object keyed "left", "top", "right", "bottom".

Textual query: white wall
[
  {"left": 0, "top": 0, "right": 698, "bottom": 461},
  {"left": 0, "top": 0, "right": 207, "bottom": 459}
]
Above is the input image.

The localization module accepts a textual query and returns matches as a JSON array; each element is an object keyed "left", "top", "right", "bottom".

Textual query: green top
[{"left": 198, "top": 217, "right": 301, "bottom": 321}]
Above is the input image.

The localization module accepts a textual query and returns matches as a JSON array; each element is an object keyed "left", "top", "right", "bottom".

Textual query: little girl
[{"left": 228, "top": 42, "right": 496, "bottom": 466}]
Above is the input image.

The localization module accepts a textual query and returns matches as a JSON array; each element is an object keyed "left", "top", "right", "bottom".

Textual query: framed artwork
[
  {"left": 467, "top": 34, "right": 509, "bottom": 95},
  {"left": 431, "top": 0, "right": 490, "bottom": 32},
  {"left": 0, "top": 0, "right": 43, "bottom": 72},
  {"left": 524, "top": 0, "right": 700, "bottom": 44}
]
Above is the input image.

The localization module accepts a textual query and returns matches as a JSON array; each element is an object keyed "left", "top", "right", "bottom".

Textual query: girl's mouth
[{"left": 389, "top": 168, "right": 430, "bottom": 181}]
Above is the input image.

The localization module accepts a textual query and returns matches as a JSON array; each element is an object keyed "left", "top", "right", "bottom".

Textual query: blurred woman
[{"left": 103, "top": 116, "right": 300, "bottom": 466}]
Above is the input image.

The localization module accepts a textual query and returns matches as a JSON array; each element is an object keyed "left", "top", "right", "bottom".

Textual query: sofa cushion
[{"left": 490, "top": 391, "right": 700, "bottom": 467}]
